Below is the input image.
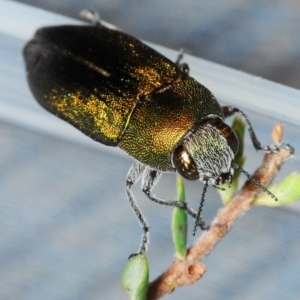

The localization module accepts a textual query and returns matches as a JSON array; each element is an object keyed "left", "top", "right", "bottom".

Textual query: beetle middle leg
[
  {"left": 141, "top": 164, "right": 206, "bottom": 229},
  {"left": 126, "top": 162, "right": 149, "bottom": 255}
]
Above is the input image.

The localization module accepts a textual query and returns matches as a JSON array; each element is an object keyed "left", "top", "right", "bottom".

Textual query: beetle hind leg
[
  {"left": 79, "top": 8, "right": 102, "bottom": 27},
  {"left": 175, "top": 48, "right": 190, "bottom": 76}
]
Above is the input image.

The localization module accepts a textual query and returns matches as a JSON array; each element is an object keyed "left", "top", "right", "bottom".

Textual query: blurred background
[
  {"left": 1, "top": 1, "right": 300, "bottom": 300},
  {"left": 12, "top": 0, "right": 300, "bottom": 88}
]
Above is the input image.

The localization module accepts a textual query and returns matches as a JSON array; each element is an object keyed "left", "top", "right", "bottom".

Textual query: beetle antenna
[
  {"left": 231, "top": 162, "right": 278, "bottom": 201},
  {"left": 193, "top": 181, "right": 208, "bottom": 236}
]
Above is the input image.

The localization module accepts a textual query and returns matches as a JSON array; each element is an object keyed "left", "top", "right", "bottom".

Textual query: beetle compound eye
[{"left": 173, "top": 145, "right": 199, "bottom": 180}]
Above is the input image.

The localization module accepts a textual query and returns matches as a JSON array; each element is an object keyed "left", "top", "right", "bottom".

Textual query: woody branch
[{"left": 147, "top": 124, "right": 292, "bottom": 300}]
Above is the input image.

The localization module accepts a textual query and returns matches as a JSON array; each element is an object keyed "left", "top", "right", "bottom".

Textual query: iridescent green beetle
[{"left": 23, "top": 11, "right": 277, "bottom": 254}]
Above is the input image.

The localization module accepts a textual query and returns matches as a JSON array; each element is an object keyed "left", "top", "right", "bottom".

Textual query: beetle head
[{"left": 172, "top": 118, "right": 239, "bottom": 185}]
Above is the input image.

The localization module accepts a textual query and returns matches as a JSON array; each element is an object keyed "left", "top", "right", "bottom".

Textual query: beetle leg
[
  {"left": 222, "top": 105, "right": 280, "bottom": 152},
  {"left": 141, "top": 167, "right": 206, "bottom": 229},
  {"left": 175, "top": 49, "right": 190, "bottom": 76},
  {"left": 79, "top": 8, "right": 102, "bottom": 27},
  {"left": 126, "top": 161, "right": 149, "bottom": 255},
  {"left": 175, "top": 49, "right": 184, "bottom": 66},
  {"left": 142, "top": 167, "right": 185, "bottom": 208},
  {"left": 126, "top": 161, "right": 207, "bottom": 255}
]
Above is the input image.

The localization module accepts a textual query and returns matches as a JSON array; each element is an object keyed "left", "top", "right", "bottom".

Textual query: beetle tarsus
[
  {"left": 79, "top": 8, "right": 102, "bottom": 26},
  {"left": 280, "top": 143, "right": 295, "bottom": 154}
]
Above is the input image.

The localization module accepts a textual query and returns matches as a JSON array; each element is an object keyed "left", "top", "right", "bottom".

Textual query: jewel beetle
[{"left": 23, "top": 11, "right": 278, "bottom": 254}]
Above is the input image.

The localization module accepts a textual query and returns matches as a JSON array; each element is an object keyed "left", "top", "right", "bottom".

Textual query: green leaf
[
  {"left": 172, "top": 175, "right": 187, "bottom": 259},
  {"left": 219, "top": 117, "right": 246, "bottom": 204},
  {"left": 254, "top": 172, "right": 300, "bottom": 206},
  {"left": 121, "top": 254, "right": 149, "bottom": 300}
]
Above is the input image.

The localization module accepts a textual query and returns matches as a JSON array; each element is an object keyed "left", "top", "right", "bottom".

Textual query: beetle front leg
[{"left": 222, "top": 106, "right": 280, "bottom": 152}]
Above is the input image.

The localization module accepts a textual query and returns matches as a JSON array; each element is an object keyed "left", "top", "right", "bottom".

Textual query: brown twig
[{"left": 147, "top": 124, "right": 293, "bottom": 300}]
